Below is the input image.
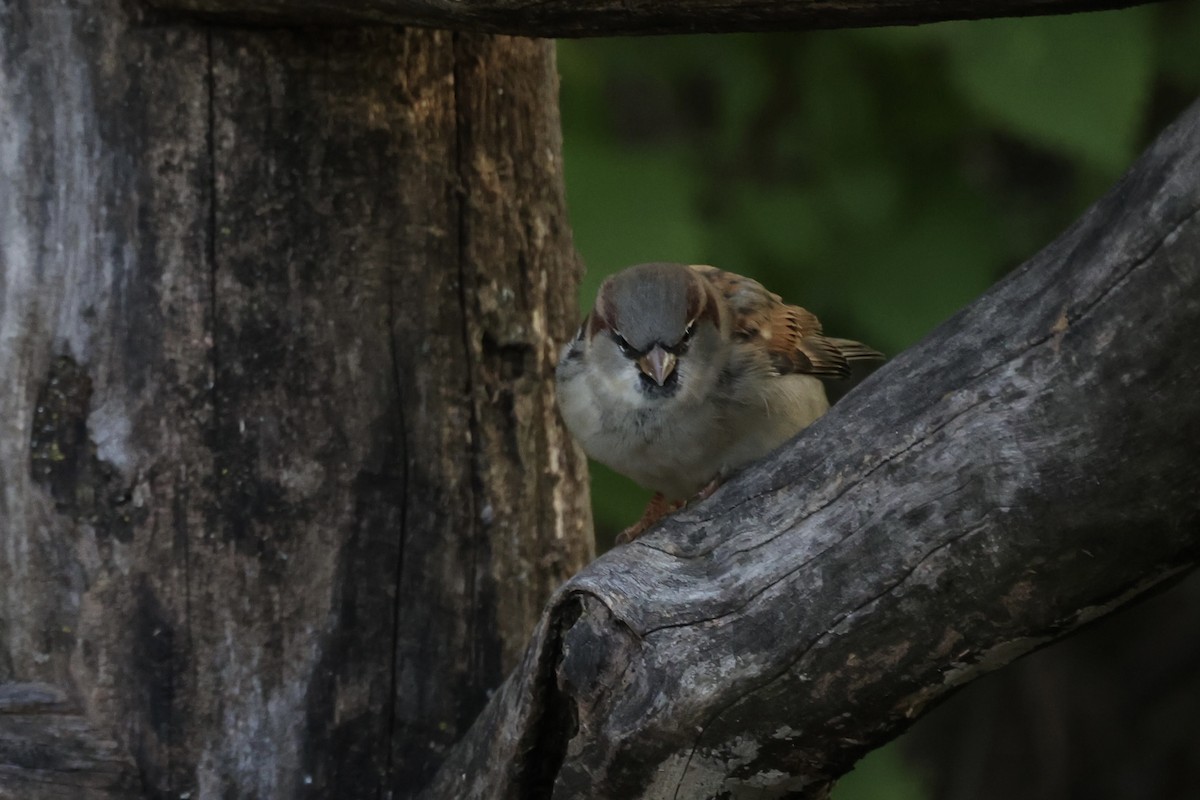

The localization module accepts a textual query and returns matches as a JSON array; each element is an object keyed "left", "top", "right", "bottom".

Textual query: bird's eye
[
  {"left": 611, "top": 332, "right": 637, "bottom": 358},
  {"left": 668, "top": 321, "right": 697, "bottom": 354}
]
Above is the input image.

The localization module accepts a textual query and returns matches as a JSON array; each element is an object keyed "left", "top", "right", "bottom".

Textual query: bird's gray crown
[{"left": 598, "top": 262, "right": 696, "bottom": 351}]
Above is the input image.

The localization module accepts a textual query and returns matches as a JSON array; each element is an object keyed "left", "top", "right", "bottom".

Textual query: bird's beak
[{"left": 637, "top": 345, "right": 677, "bottom": 386}]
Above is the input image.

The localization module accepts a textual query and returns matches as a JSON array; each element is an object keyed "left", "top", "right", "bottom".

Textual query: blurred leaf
[
  {"left": 832, "top": 741, "right": 928, "bottom": 800},
  {"left": 847, "top": 20, "right": 958, "bottom": 51},
  {"left": 562, "top": 137, "right": 706, "bottom": 305},
  {"left": 588, "top": 461, "right": 651, "bottom": 549},
  {"left": 556, "top": 42, "right": 611, "bottom": 136},
  {"left": 848, "top": 181, "right": 1007, "bottom": 351},
  {"left": 945, "top": 9, "right": 1154, "bottom": 171},
  {"left": 709, "top": 34, "right": 775, "bottom": 153},
  {"left": 826, "top": 160, "right": 904, "bottom": 229},
  {"left": 732, "top": 185, "right": 827, "bottom": 266},
  {"left": 795, "top": 36, "right": 881, "bottom": 162},
  {"left": 1156, "top": 3, "right": 1200, "bottom": 85}
]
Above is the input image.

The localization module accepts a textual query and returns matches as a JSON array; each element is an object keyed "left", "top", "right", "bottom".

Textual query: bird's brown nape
[
  {"left": 692, "top": 276, "right": 726, "bottom": 332},
  {"left": 587, "top": 286, "right": 615, "bottom": 338}
]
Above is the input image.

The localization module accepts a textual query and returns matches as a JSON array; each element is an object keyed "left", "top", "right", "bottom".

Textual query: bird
[{"left": 555, "top": 262, "right": 883, "bottom": 543}]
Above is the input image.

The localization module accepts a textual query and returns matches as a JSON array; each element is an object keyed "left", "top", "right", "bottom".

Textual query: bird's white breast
[{"left": 557, "top": 351, "right": 830, "bottom": 499}]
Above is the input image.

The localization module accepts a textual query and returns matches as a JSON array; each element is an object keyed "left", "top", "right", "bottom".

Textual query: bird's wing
[{"left": 690, "top": 264, "right": 883, "bottom": 379}]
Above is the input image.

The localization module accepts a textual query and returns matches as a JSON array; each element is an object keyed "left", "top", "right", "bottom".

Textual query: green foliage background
[{"left": 556, "top": 6, "right": 1200, "bottom": 797}]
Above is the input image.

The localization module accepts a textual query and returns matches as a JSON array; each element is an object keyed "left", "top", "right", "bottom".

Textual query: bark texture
[
  {"left": 0, "top": 2, "right": 591, "bottom": 798},
  {"left": 147, "top": 0, "right": 1160, "bottom": 37},
  {"left": 422, "top": 98, "right": 1200, "bottom": 799}
]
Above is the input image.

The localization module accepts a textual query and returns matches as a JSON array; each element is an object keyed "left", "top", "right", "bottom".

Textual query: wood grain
[
  {"left": 147, "top": 0, "right": 1161, "bottom": 37},
  {"left": 0, "top": 2, "right": 589, "bottom": 797}
]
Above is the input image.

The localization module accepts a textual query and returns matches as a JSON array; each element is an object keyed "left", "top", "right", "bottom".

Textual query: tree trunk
[
  {"left": 0, "top": 2, "right": 591, "bottom": 798},
  {"left": 422, "top": 97, "right": 1200, "bottom": 800}
]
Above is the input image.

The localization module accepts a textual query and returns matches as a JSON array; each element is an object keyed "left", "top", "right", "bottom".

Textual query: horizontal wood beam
[
  {"left": 148, "top": 0, "right": 1160, "bottom": 37},
  {"left": 421, "top": 95, "right": 1200, "bottom": 798}
]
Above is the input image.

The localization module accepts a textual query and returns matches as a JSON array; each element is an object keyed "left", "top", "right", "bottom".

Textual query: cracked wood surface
[
  {"left": 0, "top": 2, "right": 590, "bottom": 797},
  {"left": 423, "top": 97, "right": 1200, "bottom": 799},
  {"left": 147, "top": 0, "right": 1163, "bottom": 37}
]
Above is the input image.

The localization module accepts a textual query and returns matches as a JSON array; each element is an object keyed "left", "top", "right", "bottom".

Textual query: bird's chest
[{"left": 586, "top": 396, "right": 727, "bottom": 498}]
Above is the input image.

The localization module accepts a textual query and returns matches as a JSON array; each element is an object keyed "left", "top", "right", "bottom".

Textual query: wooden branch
[
  {"left": 147, "top": 0, "right": 1162, "bottom": 37},
  {"left": 422, "top": 97, "right": 1200, "bottom": 799}
]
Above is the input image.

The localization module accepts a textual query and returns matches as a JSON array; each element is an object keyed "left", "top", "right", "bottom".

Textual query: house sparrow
[{"left": 556, "top": 262, "right": 883, "bottom": 543}]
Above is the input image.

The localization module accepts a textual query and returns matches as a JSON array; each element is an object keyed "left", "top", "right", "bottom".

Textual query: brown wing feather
[{"left": 690, "top": 264, "right": 883, "bottom": 379}]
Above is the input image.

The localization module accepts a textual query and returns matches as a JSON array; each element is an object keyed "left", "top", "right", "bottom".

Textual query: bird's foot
[
  {"left": 615, "top": 479, "right": 725, "bottom": 545},
  {"left": 616, "top": 492, "right": 684, "bottom": 544},
  {"left": 693, "top": 476, "right": 722, "bottom": 502}
]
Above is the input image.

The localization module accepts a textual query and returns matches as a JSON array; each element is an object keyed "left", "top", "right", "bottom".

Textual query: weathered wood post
[{"left": 0, "top": 2, "right": 591, "bottom": 797}]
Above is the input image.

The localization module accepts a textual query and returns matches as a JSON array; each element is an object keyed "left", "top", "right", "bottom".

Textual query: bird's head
[{"left": 587, "top": 262, "right": 728, "bottom": 405}]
